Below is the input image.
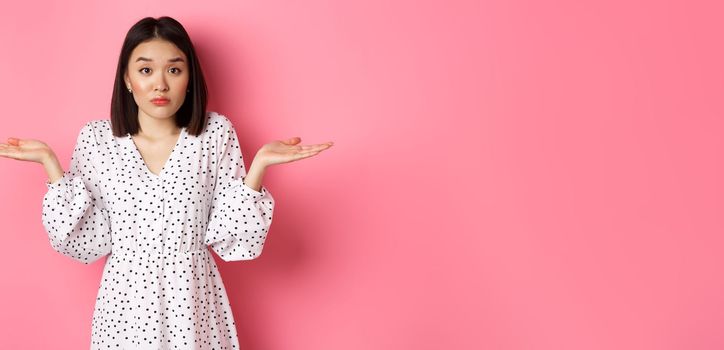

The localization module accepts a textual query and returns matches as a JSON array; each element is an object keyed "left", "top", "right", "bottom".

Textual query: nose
[{"left": 154, "top": 75, "right": 169, "bottom": 92}]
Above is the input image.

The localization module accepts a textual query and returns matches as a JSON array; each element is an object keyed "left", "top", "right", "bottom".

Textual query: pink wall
[{"left": 1, "top": 0, "right": 722, "bottom": 349}]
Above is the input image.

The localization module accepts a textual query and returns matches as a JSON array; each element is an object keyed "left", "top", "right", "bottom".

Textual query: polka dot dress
[{"left": 41, "top": 111, "right": 275, "bottom": 349}]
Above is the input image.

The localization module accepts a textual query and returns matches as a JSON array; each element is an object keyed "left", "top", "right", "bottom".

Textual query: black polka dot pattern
[{"left": 40, "top": 111, "right": 275, "bottom": 349}]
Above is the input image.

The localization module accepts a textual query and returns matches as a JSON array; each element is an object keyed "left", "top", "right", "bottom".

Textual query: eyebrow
[{"left": 134, "top": 57, "right": 185, "bottom": 63}]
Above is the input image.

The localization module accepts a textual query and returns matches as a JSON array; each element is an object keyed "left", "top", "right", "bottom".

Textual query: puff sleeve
[
  {"left": 204, "top": 116, "right": 275, "bottom": 261},
  {"left": 41, "top": 122, "right": 112, "bottom": 264}
]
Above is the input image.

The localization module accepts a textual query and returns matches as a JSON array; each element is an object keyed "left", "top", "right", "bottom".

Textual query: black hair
[{"left": 110, "top": 16, "right": 208, "bottom": 137}]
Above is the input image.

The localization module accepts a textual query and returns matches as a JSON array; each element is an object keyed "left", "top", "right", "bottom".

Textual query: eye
[
  {"left": 139, "top": 67, "right": 151, "bottom": 74},
  {"left": 169, "top": 67, "right": 182, "bottom": 74}
]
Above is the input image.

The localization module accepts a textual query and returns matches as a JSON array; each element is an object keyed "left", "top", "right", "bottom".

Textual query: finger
[
  {"left": 294, "top": 150, "right": 321, "bottom": 160},
  {"left": 297, "top": 143, "right": 333, "bottom": 151},
  {"left": 0, "top": 148, "right": 19, "bottom": 159},
  {"left": 281, "top": 137, "right": 301, "bottom": 145},
  {"left": 313, "top": 143, "right": 333, "bottom": 151}
]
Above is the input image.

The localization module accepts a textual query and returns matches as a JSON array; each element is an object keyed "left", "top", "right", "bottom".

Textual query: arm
[
  {"left": 204, "top": 115, "right": 275, "bottom": 262},
  {"left": 241, "top": 154, "right": 268, "bottom": 192},
  {"left": 41, "top": 122, "right": 112, "bottom": 264},
  {"left": 42, "top": 150, "right": 64, "bottom": 184}
]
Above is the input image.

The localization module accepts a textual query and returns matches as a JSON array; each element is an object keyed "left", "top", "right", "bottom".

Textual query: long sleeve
[
  {"left": 41, "top": 122, "right": 112, "bottom": 264},
  {"left": 204, "top": 116, "right": 275, "bottom": 261}
]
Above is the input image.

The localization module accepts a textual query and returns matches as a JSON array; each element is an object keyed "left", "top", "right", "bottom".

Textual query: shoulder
[
  {"left": 77, "top": 119, "right": 112, "bottom": 146},
  {"left": 205, "top": 111, "right": 233, "bottom": 131},
  {"left": 77, "top": 113, "right": 235, "bottom": 141},
  {"left": 203, "top": 111, "right": 238, "bottom": 139}
]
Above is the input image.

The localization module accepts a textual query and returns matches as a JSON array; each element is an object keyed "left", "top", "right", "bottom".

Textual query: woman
[{"left": 0, "top": 16, "right": 332, "bottom": 349}]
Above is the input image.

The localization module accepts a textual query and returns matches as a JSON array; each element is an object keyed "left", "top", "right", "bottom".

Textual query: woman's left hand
[{"left": 255, "top": 137, "right": 333, "bottom": 168}]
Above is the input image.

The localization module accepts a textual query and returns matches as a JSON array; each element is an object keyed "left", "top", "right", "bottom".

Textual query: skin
[{"left": 0, "top": 38, "right": 333, "bottom": 192}]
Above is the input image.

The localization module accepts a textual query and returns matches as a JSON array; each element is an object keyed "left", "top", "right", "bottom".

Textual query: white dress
[{"left": 41, "top": 111, "right": 275, "bottom": 349}]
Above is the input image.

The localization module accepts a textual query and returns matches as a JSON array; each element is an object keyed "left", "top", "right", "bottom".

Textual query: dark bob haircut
[{"left": 110, "top": 16, "right": 208, "bottom": 137}]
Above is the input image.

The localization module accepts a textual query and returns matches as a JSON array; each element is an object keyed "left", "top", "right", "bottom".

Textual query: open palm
[
  {"left": 256, "top": 137, "right": 333, "bottom": 167},
  {"left": 0, "top": 138, "right": 53, "bottom": 163}
]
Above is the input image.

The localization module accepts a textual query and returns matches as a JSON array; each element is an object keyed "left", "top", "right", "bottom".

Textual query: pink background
[{"left": 1, "top": 0, "right": 723, "bottom": 349}]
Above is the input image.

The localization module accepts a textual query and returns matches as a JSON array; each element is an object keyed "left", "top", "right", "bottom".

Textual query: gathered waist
[{"left": 110, "top": 247, "right": 210, "bottom": 258}]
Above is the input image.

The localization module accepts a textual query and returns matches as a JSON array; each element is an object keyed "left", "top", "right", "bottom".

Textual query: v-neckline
[{"left": 127, "top": 127, "right": 186, "bottom": 178}]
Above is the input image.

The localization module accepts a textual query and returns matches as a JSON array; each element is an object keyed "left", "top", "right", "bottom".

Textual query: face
[{"left": 124, "top": 38, "right": 189, "bottom": 123}]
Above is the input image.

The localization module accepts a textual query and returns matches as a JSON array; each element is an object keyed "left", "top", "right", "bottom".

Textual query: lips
[{"left": 151, "top": 97, "right": 170, "bottom": 105}]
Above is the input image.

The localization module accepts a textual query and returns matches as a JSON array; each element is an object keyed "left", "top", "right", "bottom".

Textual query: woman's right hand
[{"left": 0, "top": 137, "right": 55, "bottom": 164}]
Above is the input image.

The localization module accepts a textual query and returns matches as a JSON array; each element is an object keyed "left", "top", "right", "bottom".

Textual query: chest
[
  {"left": 130, "top": 135, "right": 179, "bottom": 176},
  {"left": 100, "top": 133, "right": 217, "bottom": 220}
]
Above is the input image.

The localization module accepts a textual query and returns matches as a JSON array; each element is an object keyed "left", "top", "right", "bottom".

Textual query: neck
[{"left": 136, "top": 112, "right": 181, "bottom": 140}]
